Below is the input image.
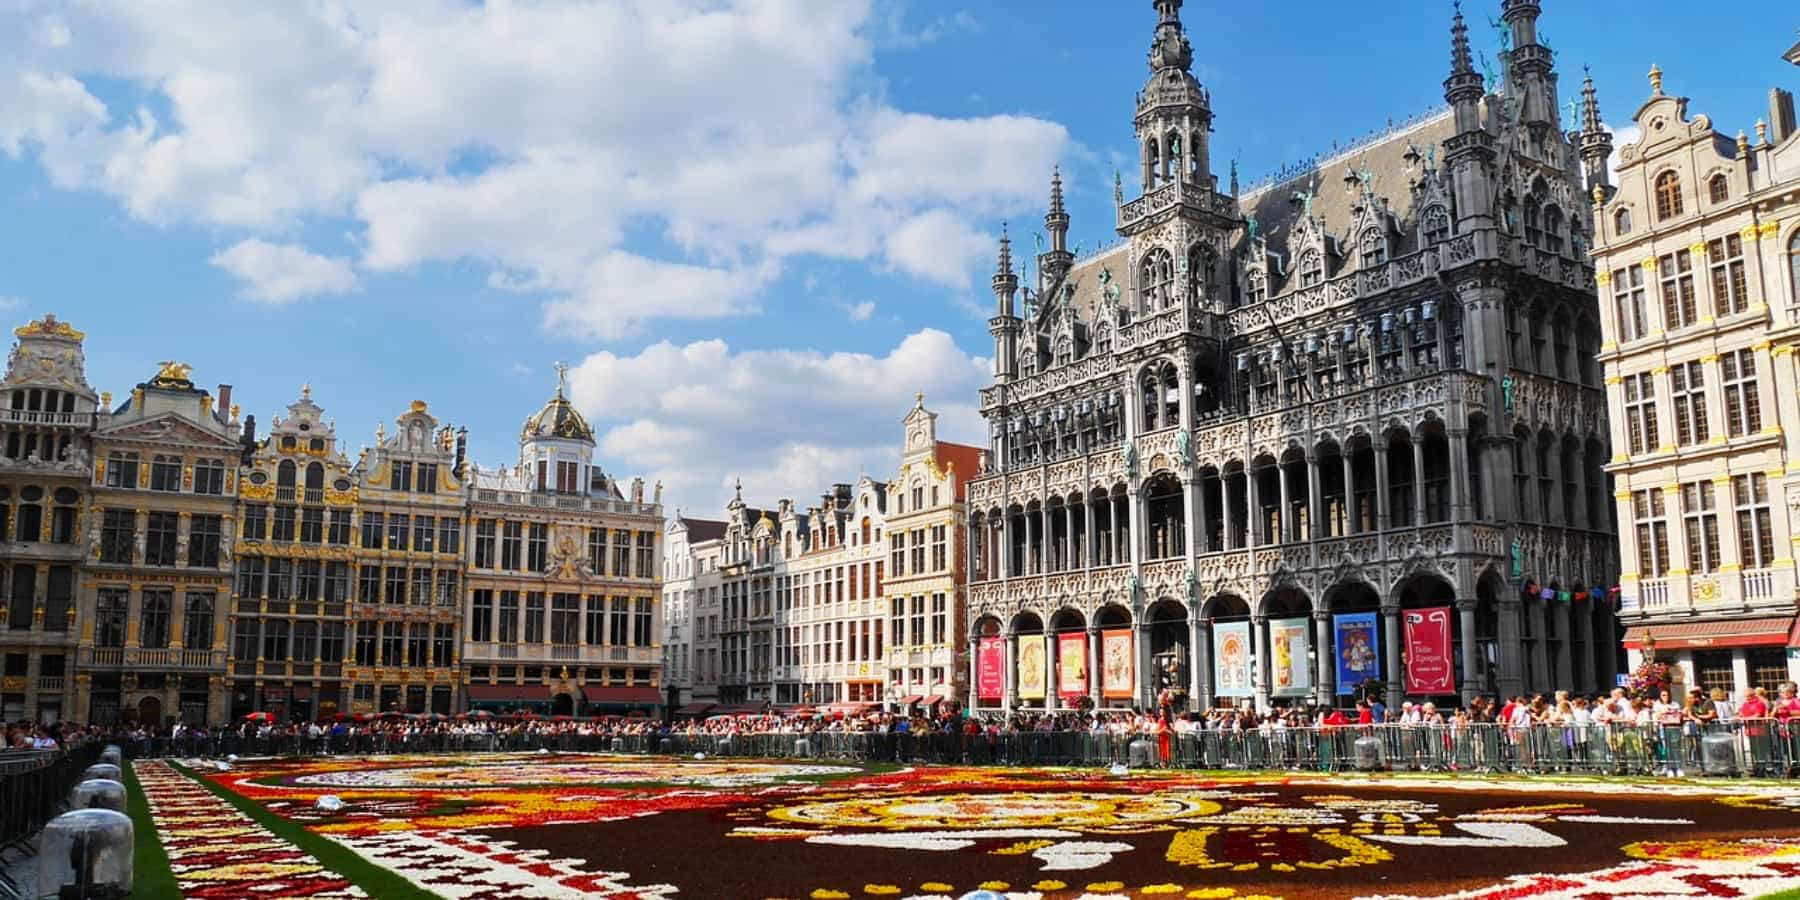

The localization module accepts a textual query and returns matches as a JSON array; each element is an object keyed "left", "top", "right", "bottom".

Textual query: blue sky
[{"left": 0, "top": 1, "right": 1789, "bottom": 514}]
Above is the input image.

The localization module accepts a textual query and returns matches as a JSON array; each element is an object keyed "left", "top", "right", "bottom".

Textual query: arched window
[
  {"left": 1541, "top": 205, "right": 1564, "bottom": 254},
  {"left": 1165, "top": 131, "right": 1183, "bottom": 182},
  {"left": 1160, "top": 361, "right": 1179, "bottom": 427},
  {"left": 1654, "top": 171, "right": 1683, "bottom": 220},
  {"left": 1360, "top": 230, "right": 1387, "bottom": 267},
  {"left": 304, "top": 462, "right": 324, "bottom": 491},
  {"left": 1054, "top": 336, "right": 1073, "bottom": 367},
  {"left": 276, "top": 459, "right": 296, "bottom": 487},
  {"left": 1707, "top": 173, "right": 1729, "bottom": 204},
  {"left": 1788, "top": 232, "right": 1800, "bottom": 303},
  {"left": 1187, "top": 243, "right": 1217, "bottom": 303},
  {"left": 1140, "top": 368, "right": 1162, "bottom": 431},
  {"left": 1422, "top": 205, "right": 1451, "bottom": 244},
  {"left": 1146, "top": 139, "right": 1161, "bottom": 189},
  {"left": 1245, "top": 269, "right": 1266, "bottom": 305},
  {"left": 1299, "top": 250, "right": 1324, "bottom": 286},
  {"left": 1523, "top": 197, "right": 1543, "bottom": 246},
  {"left": 1138, "top": 248, "right": 1174, "bottom": 311},
  {"left": 1614, "top": 207, "right": 1632, "bottom": 236}
]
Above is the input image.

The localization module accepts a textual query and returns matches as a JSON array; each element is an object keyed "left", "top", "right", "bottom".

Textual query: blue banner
[{"left": 1333, "top": 612, "right": 1380, "bottom": 695}]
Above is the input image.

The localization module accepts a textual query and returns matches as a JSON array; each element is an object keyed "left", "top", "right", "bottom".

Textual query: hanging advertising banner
[
  {"left": 976, "top": 637, "right": 1004, "bottom": 700},
  {"left": 1057, "top": 633, "right": 1089, "bottom": 699},
  {"left": 1017, "top": 635, "right": 1047, "bottom": 700},
  {"left": 1212, "top": 621, "right": 1253, "bottom": 698},
  {"left": 1404, "top": 606, "right": 1456, "bottom": 695},
  {"left": 1101, "top": 629, "right": 1135, "bottom": 699},
  {"left": 1269, "top": 617, "right": 1312, "bottom": 697},
  {"left": 1333, "top": 612, "right": 1380, "bottom": 694}
]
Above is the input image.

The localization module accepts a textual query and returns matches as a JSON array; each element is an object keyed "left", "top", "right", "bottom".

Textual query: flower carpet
[{"left": 145, "top": 753, "right": 1800, "bottom": 899}]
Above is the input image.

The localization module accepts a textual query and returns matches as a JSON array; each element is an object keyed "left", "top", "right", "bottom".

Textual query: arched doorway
[
  {"left": 1474, "top": 570, "right": 1505, "bottom": 699},
  {"left": 1324, "top": 580, "right": 1382, "bottom": 704},
  {"left": 1012, "top": 611, "right": 1046, "bottom": 710},
  {"left": 137, "top": 696, "right": 163, "bottom": 727},
  {"left": 1145, "top": 599, "right": 1190, "bottom": 706},
  {"left": 1202, "top": 593, "right": 1251, "bottom": 707},
  {"left": 1260, "top": 587, "right": 1312, "bottom": 705},
  {"left": 1394, "top": 573, "right": 1459, "bottom": 701},
  {"left": 551, "top": 693, "right": 575, "bottom": 717},
  {"left": 1094, "top": 603, "right": 1134, "bottom": 708}
]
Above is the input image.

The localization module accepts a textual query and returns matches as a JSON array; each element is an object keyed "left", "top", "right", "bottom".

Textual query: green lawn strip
[
  {"left": 1757, "top": 889, "right": 1800, "bottom": 900},
  {"left": 121, "top": 763, "right": 181, "bottom": 899},
  {"left": 164, "top": 762, "right": 444, "bottom": 900}
]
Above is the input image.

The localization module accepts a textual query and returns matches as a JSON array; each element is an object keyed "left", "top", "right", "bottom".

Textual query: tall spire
[
  {"left": 1580, "top": 65, "right": 1603, "bottom": 132},
  {"left": 1449, "top": 2, "right": 1474, "bottom": 77},
  {"left": 995, "top": 223, "right": 1014, "bottom": 280},
  {"left": 1578, "top": 65, "right": 1615, "bottom": 196},
  {"left": 1443, "top": 2, "right": 1484, "bottom": 121}
]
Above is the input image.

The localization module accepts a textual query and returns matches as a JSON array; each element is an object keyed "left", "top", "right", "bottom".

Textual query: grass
[
  {"left": 163, "top": 762, "right": 445, "bottom": 900},
  {"left": 121, "top": 763, "right": 181, "bottom": 899}
]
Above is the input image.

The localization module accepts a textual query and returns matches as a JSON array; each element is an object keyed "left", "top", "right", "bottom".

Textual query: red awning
[
  {"left": 674, "top": 702, "right": 716, "bottom": 716},
  {"left": 899, "top": 695, "right": 925, "bottom": 705},
  {"left": 1622, "top": 616, "right": 1795, "bottom": 651},
  {"left": 583, "top": 685, "right": 663, "bottom": 705},
  {"left": 1790, "top": 617, "right": 1800, "bottom": 648},
  {"left": 465, "top": 684, "right": 551, "bottom": 703}
]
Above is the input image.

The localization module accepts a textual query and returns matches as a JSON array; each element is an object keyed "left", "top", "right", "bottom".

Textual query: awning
[
  {"left": 674, "top": 702, "right": 716, "bottom": 716},
  {"left": 583, "top": 685, "right": 663, "bottom": 706},
  {"left": 898, "top": 695, "right": 924, "bottom": 705},
  {"left": 1621, "top": 616, "right": 1794, "bottom": 650},
  {"left": 465, "top": 684, "right": 551, "bottom": 703}
]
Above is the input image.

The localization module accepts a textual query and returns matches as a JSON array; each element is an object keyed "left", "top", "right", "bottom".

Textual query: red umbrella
[{"left": 243, "top": 711, "right": 275, "bottom": 723}]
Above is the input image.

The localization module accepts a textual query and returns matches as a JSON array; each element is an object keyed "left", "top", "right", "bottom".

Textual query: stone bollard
[
  {"left": 1128, "top": 739, "right": 1155, "bottom": 769},
  {"left": 69, "top": 780, "right": 128, "bottom": 814},
  {"left": 100, "top": 746, "right": 124, "bottom": 767},
  {"left": 1354, "top": 736, "right": 1386, "bottom": 772},
  {"left": 82, "top": 763, "right": 122, "bottom": 783},
  {"left": 1700, "top": 732, "right": 1739, "bottom": 777},
  {"left": 38, "top": 809, "right": 133, "bottom": 899}
]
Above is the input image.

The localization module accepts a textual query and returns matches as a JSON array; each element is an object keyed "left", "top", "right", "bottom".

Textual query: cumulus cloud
[
  {"left": 840, "top": 299, "right": 876, "bottom": 321},
  {"left": 209, "top": 239, "right": 359, "bottom": 304},
  {"left": 0, "top": 1, "right": 1070, "bottom": 337},
  {"left": 567, "top": 328, "right": 990, "bottom": 510}
]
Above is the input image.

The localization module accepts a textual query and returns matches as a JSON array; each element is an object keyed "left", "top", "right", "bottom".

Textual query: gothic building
[
  {"left": 0, "top": 316, "right": 97, "bottom": 722},
  {"left": 967, "top": 0, "right": 1620, "bottom": 712}
]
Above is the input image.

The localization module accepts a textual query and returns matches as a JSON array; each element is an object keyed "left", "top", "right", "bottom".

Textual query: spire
[
  {"left": 1449, "top": 1, "right": 1474, "bottom": 76},
  {"left": 1580, "top": 65, "right": 1603, "bottom": 132},
  {"left": 995, "top": 223, "right": 1014, "bottom": 279},
  {"left": 1147, "top": 0, "right": 1192, "bottom": 74},
  {"left": 1048, "top": 167, "right": 1066, "bottom": 219}
]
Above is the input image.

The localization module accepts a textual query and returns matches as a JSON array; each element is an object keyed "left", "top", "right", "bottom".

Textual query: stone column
[
  {"left": 1382, "top": 604, "right": 1403, "bottom": 709},
  {"left": 1307, "top": 453, "right": 1323, "bottom": 540},
  {"left": 1552, "top": 599, "right": 1572, "bottom": 691},
  {"left": 1277, "top": 462, "right": 1293, "bottom": 543},
  {"left": 1543, "top": 442, "right": 1564, "bottom": 527},
  {"left": 1183, "top": 476, "right": 1200, "bottom": 561},
  {"left": 1529, "top": 602, "right": 1550, "bottom": 694},
  {"left": 1411, "top": 437, "right": 1427, "bottom": 527},
  {"left": 1767, "top": 345, "right": 1799, "bottom": 462},
  {"left": 1025, "top": 509, "right": 1037, "bottom": 575},
  {"left": 1313, "top": 610, "right": 1333, "bottom": 705},
  {"left": 1448, "top": 428, "right": 1472, "bottom": 522},
  {"left": 1191, "top": 615, "right": 1209, "bottom": 711},
  {"left": 1136, "top": 620, "right": 1154, "bottom": 708},
  {"left": 1003, "top": 630, "right": 1018, "bottom": 713},
  {"left": 1574, "top": 597, "right": 1596, "bottom": 695},
  {"left": 1088, "top": 626, "right": 1103, "bottom": 708},
  {"left": 1374, "top": 445, "right": 1391, "bottom": 531},
  {"left": 1252, "top": 615, "right": 1270, "bottom": 711},
  {"left": 1342, "top": 452, "right": 1357, "bottom": 534},
  {"left": 1458, "top": 599, "right": 1480, "bottom": 704},
  {"left": 1246, "top": 468, "right": 1261, "bottom": 547},
  {"left": 999, "top": 514, "right": 1013, "bottom": 578},
  {"left": 1568, "top": 441, "right": 1589, "bottom": 531}
]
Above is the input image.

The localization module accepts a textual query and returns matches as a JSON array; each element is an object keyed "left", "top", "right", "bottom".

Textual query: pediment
[{"left": 99, "top": 413, "right": 236, "bottom": 449}]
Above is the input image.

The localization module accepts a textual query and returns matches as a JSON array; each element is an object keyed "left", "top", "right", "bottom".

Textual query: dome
[{"left": 521, "top": 369, "right": 595, "bottom": 445}]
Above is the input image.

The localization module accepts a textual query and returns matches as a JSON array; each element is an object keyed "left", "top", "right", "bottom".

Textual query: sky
[{"left": 0, "top": 1, "right": 1791, "bottom": 518}]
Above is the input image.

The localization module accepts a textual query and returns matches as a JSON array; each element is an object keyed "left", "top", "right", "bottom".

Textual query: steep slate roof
[{"left": 680, "top": 517, "right": 727, "bottom": 543}]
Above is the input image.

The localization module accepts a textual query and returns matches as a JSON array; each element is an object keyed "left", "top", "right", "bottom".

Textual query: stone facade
[
  {"left": 78, "top": 362, "right": 241, "bottom": 725},
  {"left": 462, "top": 373, "right": 665, "bottom": 716},
  {"left": 1594, "top": 59, "right": 1800, "bottom": 694},
  {"left": 661, "top": 515, "right": 725, "bottom": 709},
  {"left": 0, "top": 316, "right": 97, "bottom": 723},
  {"left": 967, "top": 1, "right": 1620, "bottom": 713}
]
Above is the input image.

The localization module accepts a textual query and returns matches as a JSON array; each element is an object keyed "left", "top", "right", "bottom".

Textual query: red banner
[
  {"left": 976, "top": 636, "right": 1004, "bottom": 700},
  {"left": 1057, "top": 633, "right": 1088, "bottom": 699},
  {"left": 1403, "top": 606, "right": 1456, "bottom": 695}
]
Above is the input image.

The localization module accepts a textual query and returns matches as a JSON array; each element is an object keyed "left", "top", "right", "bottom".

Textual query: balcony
[
  {"left": 471, "top": 489, "right": 660, "bottom": 518},
  {"left": 80, "top": 647, "right": 220, "bottom": 669},
  {"left": 37, "top": 676, "right": 63, "bottom": 694},
  {"left": 1740, "top": 569, "right": 1778, "bottom": 603},
  {"left": 463, "top": 641, "right": 659, "bottom": 666},
  {"left": 1635, "top": 579, "right": 1672, "bottom": 612},
  {"left": 0, "top": 409, "right": 85, "bottom": 427}
]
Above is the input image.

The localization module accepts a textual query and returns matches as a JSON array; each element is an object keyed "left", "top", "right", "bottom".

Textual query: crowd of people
[{"left": 19, "top": 680, "right": 1800, "bottom": 777}]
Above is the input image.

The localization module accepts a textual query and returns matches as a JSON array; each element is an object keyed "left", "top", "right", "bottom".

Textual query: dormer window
[
  {"left": 1300, "top": 250, "right": 1324, "bottom": 285},
  {"left": 280, "top": 436, "right": 297, "bottom": 450},
  {"left": 1422, "top": 206, "right": 1450, "bottom": 245},
  {"left": 1707, "top": 174, "right": 1729, "bottom": 204},
  {"left": 1614, "top": 208, "right": 1632, "bottom": 236},
  {"left": 1361, "top": 229, "right": 1387, "bottom": 267},
  {"left": 1246, "top": 269, "right": 1266, "bottom": 304}
]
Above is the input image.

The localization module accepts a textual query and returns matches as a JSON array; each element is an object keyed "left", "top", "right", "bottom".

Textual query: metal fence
[
  {"left": 0, "top": 744, "right": 104, "bottom": 870},
  {"left": 136, "top": 721, "right": 1800, "bottom": 778}
]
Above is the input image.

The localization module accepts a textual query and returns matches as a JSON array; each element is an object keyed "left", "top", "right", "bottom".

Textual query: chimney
[
  {"left": 454, "top": 426, "right": 468, "bottom": 477},
  {"left": 239, "top": 414, "right": 258, "bottom": 465},
  {"left": 1769, "top": 88, "right": 1796, "bottom": 144},
  {"left": 215, "top": 384, "right": 232, "bottom": 423}
]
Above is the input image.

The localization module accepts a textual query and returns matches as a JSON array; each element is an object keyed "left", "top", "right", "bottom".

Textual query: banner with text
[
  {"left": 1333, "top": 612, "right": 1380, "bottom": 694},
  {"left": 1017, "top": 635, "right": 1047, "bottom": 700},
  {"left": 1101, "top": 629, "right": 1135, "bottom": 699},
  {"left": 1270, "top": 617, "right": 1312, "bottom": 697},
  {"left": 1404, "top": 606, "right": 1456, "bottom": 695},
  {"left": 1057, "top": 633, "right": 1088, "bottom": 699},
  {"left": 1212, "top": 621, "right": 1253, "bottom": 698},
  {"left": 976, "top": 636, "right": 1004, "bottom": 700}
]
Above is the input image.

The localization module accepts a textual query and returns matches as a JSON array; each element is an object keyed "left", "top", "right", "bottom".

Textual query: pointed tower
[
  {"left": 990, "top": 226, "right": 1021, "bottom": 384},
  {"left": 1500, "top": 0, "right": 1560, "bottom": 140},
  {"left": 1442, "top": 4, "right": 1496, "bottom": 231},
  {"left": 1135, "top": 0, "right": 1211, "bottom": 193},
  {"left": 1578, "top": 67, "right": 1614, "bottom": 197},
  {"left": 1042, "top": 168, "right": 1073, "bottom": 284}
]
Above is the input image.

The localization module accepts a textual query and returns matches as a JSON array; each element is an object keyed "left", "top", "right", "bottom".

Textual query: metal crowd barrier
[
  {"left": 132, "top": 721, "right": 1800, "bottom": 778},
  {"left": 0, "top": 744, "right": 104, "bottom": 863}
]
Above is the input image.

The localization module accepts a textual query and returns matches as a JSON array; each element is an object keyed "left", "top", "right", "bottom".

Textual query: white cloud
[
  {"left": 840, "top": 299, "right": 876, "bottom": 321},
  {"left": 0, "top": 1, "right": 1070, "bottom": 337},
  {"left": 209, "top": 239, "right": 359, "bottom": 304},
  {"left": 567, "top": 328, "right": 990, "bottom": 510},
  {"left": 884, "top": 209, "right": 990, "bottom": 287},
  {"left": 1604, "top": 122, "right": 1640, "bottom": 186}
]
